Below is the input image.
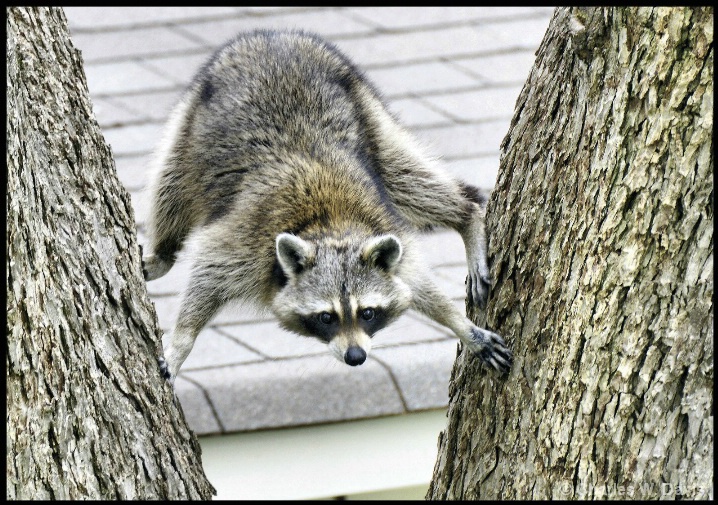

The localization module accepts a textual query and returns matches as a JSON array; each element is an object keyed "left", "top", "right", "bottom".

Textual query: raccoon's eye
[
  {"left": 360, "top": 308, "right": 375, "bottom": 321},
  {"left": 319, "top": 312, "right": 335, "bottom": 324}
]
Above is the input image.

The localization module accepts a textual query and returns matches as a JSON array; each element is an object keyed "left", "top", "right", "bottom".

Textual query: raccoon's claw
[{"left": 468, "top": 327, "right": 512, "bottom": 374}]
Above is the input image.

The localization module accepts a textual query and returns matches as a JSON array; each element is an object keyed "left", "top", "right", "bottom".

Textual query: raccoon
[{"left": 142, "top": 29, "right": 513, "bottom": 383}]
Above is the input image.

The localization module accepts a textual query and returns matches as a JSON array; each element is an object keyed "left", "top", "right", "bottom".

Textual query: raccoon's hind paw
[
  {"left": 466, "top": 265, "right": 492, "bottom": 308},
  {"left": 468, "top": 327, "right": 512, "bottom": 374},
  {"left": 142, "top": 254, "right": 172, "bottom": 281},
  {"left": 158, "top": 356, "right": 175, "bottom": 384}
]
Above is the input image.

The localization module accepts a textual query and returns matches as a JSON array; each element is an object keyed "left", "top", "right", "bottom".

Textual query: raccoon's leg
[
  {"left": 143, "top": 97, "right": 200, "bottom": 281},
  {"left": 159, "top": 265, "right": 225, "bottom": 383},
  {"left": 382, "top": 161, "right": 491, "bottom": 307},
  {"left": 357, "top": 88, "right": 492, "bottom": 306},
  {"left": 409, "top": 273, "right": 512, "bottom": 374}
]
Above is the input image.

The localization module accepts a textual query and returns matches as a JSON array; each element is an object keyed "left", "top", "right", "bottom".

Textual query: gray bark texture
[
  {"left": 7, "top": 7, "right": 215, "bottom": 500},
  {"left": 428, "top": 7, "right": 712, "bottom": 500}
]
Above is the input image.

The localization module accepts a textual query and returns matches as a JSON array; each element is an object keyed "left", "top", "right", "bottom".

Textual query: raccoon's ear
[
  {"left": 276, "top": 233, "right": 314, "bottom": 278},
  {"left": 362, "top": 235, "right": 402, "bottom": 273}
]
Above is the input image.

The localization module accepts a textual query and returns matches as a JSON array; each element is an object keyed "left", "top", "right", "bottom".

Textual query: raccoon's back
[{"left": 188, "top": 31, "right": 367, "bottom": 165}]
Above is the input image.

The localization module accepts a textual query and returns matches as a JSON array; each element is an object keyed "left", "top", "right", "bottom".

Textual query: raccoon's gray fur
[{"left": 143, "top": 29, "right": 513, "bottom": 382}]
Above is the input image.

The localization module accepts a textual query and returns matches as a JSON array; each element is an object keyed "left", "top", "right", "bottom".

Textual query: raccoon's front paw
[
  {"left": 158, "top": 356, "right": 175, "bottom": 384},
  {"left": 467, "top": 327, "right": 512, "bottom": 374},
  {"left": 466, "top": 261, "right": 491, "bottom": 308}
]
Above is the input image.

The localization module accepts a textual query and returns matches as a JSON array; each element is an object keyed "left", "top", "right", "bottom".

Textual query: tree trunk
[
  {"left": 6, "top": 7, "right": 215, "bottom": 499},
  {"left": 428, "top": 7, "right": 712, "bottom": 500}
]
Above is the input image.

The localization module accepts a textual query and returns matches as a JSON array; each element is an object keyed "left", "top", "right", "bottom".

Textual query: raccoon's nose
[{"left": 344, "top": 346, "right": 367, "bottom": 366}]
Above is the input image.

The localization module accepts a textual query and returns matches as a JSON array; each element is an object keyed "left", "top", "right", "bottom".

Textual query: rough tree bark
[
  {"left": 428, "top": 7, "right": 712, "bottom": 500},
  {"left": 7, "top": 7, "right": 215, "bottom": 499}
]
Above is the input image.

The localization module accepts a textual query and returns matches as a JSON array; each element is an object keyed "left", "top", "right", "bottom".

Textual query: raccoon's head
[{"left": 271, "top": 232, "right": 413, "bottom": 366}]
